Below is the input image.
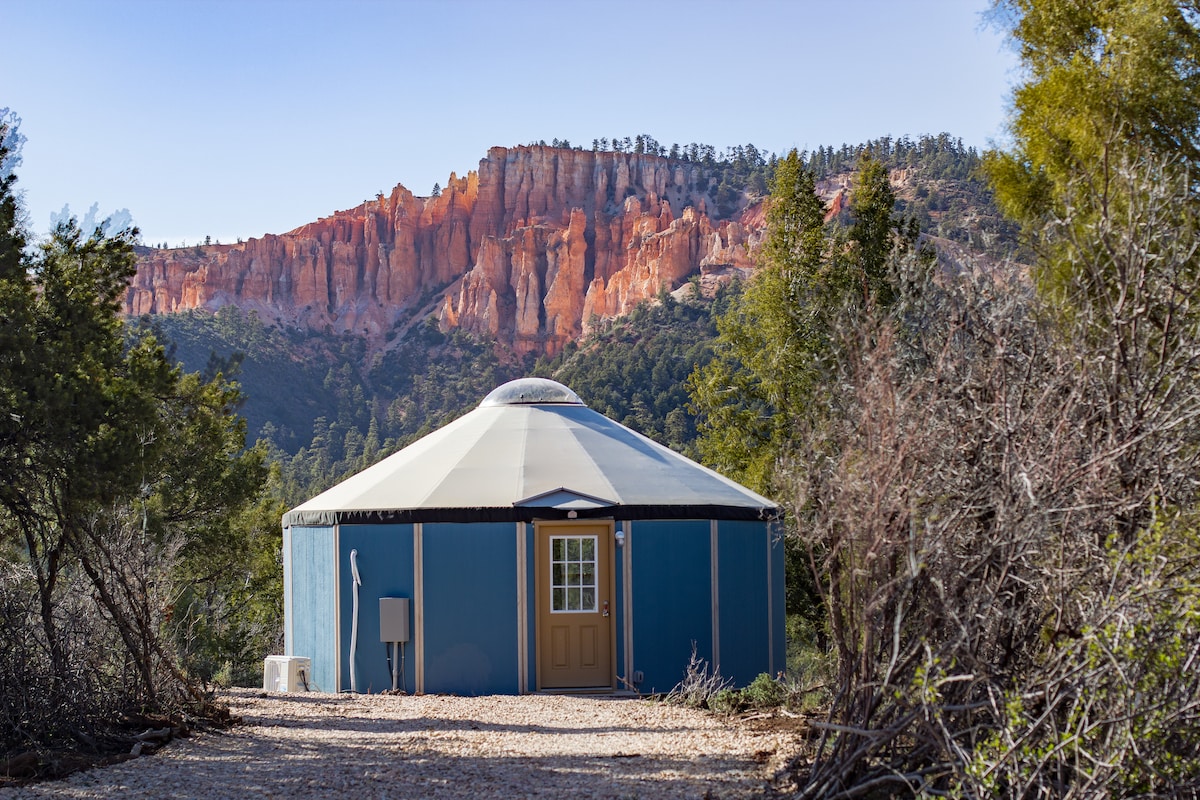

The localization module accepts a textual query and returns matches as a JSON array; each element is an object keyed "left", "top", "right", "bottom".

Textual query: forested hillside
[
  {"left": 581, "top": 131, "right": 1018, "bottom": 260},
  {"left": 141, "top": 308, "right": 525, "bottom": 505},
  {"left": 810, "top": 133, "right": 1020, "bottom": 260},
  {"left": 146, "top": 133, "right": 1009, "bottom": 505},
  {"left": 532, "top": 286, "right": 730, "bottom": 458},
  {"left": 144, "top": 289, "right": 726, "bottom": 505}
]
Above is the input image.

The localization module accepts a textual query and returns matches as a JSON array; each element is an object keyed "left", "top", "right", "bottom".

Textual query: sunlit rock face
[{"left": 126, "top": 146, "right": 764, "bottom": 355}]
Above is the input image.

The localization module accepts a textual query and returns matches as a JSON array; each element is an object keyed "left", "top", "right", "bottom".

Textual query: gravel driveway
[{"left": 0, "top": 690, "right": 797, "bottom": 799}]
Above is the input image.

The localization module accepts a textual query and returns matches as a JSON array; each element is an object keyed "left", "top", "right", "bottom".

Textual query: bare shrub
[
  {"left": 964, "top": 515, "right": 1200, "bottom": 797},
  {"left": 665, "top": 643, "right": 732, "bottom": 709},
  {"left": 0, "top": 558, "right": 132, "bottom": 752},
  {"left": 69, "top": 505, "right": 204, "bottom": 711},
  {"left": 785, "top": 154, "right": 1200, "bottom": 798}
]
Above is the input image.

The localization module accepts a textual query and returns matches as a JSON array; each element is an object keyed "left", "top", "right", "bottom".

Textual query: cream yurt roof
[{"left": 283, "top": 378, "right": 779, "bottom": 526}]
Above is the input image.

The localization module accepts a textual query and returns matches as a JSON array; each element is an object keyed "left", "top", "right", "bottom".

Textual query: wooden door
[{"left": 535, "top": 522, "right": 614, "bottom": 689}]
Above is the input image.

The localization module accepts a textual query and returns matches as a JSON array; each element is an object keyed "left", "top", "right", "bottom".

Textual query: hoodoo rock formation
[{"left": 127, "top": 146, "right": 763, "bottom": 355}]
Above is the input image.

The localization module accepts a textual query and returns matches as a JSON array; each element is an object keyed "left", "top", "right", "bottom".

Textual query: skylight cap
[{"left": 480, "top": 378, "right": 585, "bottom": 407}]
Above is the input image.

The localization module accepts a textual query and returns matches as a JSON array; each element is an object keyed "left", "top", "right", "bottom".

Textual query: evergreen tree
[
  {"left": 689, "top": 149, "right": 911, "bottom": 495},
  {"left": 847, "top": 154, "right": 898, "bottom": 306},
  {"left": 985, "top": 0, "right": 1200, "bottom": 279},
  {"left": 689, "top": 151, "right": 828, "bottom": 493},
  {"left": 0, "top": 115, "right": 271, "bottom": 748}
]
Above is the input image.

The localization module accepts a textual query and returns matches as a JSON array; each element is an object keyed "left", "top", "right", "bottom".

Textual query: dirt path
[{"left": 0, "top": 690, "right": 799, "bottom": 799}]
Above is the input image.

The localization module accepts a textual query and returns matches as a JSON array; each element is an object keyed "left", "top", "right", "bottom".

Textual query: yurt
[{"left": 282, "top": 378, "right": 784, "bottom": 695}]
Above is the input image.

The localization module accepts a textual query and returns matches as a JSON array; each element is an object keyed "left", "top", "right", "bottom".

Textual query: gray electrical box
[{"left": 379, "top": 597, "right": 410, "bottom": 642}]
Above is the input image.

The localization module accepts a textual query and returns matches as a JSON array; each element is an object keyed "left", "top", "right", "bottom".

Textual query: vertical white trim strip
[
  {"left": 414, "top": 522, "right": 425, "bottom": 694},
  {"left": 608, "top": 523, "right": 617, "bottom": 691},
  {"left": 535, "top": 520, "right": 544, "bottom": 695},
  {"left": 623, "top": 521, "right": 634, "bottom": 689},
  {"left": 333, "top": 524, "right": 341, "bottom": 691},
  {"left": 516, "top": 522, "right": 528, "bottom": 693},
  {"left": 710, "top": 519, "right": 720, "bottom": 673},
  {"left": 766, "top": 523, "right": 775, "bottom": 676},
  {"left": 282, "top": 526, "right": 293, "bottom": 655}
]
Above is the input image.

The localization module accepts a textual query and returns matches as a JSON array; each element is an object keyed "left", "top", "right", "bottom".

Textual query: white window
[{"left": 550, "top": 535, "right": 597, "bottom": 612}]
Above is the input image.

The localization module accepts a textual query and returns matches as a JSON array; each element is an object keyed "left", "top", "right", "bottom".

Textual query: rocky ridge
[{"left": 127, "top": 146, "right": 763, "bottom": 356}]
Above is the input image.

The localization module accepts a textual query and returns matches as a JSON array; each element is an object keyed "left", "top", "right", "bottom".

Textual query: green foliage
[
  {"left": 695, "top": 673, "right": 794, "bottom": 714},
  {"left": 785, "top": 613, "right": 832, "bottom": 708},
  {"left": 779, "top": 6, "right": 1200, "bottom": 796},
  {"left": 811, "top": 133, "right": 1019, "bottom": 260},
  {"left": 742, "top": 672, "right": 784, "bottom": 709},
  {"left": 689, "top": 149, "right": 919, "bottom": 498},
  {"left": 805, "top": 133, "right": 977, "bottom": 179},
  {"left": 689, "top": 150, "right": 928, "bottom": 643},
  {"left": 0, "top": 115, "right": 271, "bottom": 751},
  {"left": 985, "top": 0, "right": 1200, "bottom": 290},
  {"left": 544, "top": 135, "right": 775, "bottom": 208},
  {"left": 172, "top": 480, "right": 285, "bottom": 687},
  {"left": 987, "top": 0, "right": 1200, "bottom": 218},
  {"left": 960, "top": 514, "right": 1200, "bottom": 798},
  {"left": 706, "top": 688, "right": 744, "bottom": 714},
  {"left": 537, "top": 134, "right": 1017, "bottom": 255},
  {"left": 689, "top": 153, "right": 827, "bottom": 494},
  {"left": 847, "top": 154, "right": 900, "bottom": 305},
  {"left": 533, "top": 292, "right": 718, "bottom": 455},
  {"left": 786, "top": 241, "right": 1197, "bottom": 796}
]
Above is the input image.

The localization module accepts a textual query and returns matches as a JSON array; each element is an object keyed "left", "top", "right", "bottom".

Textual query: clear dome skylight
[{"left": 480, "top": 378, "right": 584, "bottom": 407}]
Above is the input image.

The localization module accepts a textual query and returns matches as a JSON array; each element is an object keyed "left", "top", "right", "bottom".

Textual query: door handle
[{"left": 602, "top": 600, "right": 610, "bottom": 617}]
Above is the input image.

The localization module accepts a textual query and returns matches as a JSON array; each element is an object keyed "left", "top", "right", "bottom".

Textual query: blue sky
[{"left": 2, "top": 0, "right": 1018, "bottom": 246}]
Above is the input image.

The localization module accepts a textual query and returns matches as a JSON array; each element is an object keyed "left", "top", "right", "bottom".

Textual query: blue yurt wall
[
  {"left": 283, "top": 378, "right": 785, "bottom": 696},
  {"left": 285, "top": 525, "right": 337, "bottom": 692}
]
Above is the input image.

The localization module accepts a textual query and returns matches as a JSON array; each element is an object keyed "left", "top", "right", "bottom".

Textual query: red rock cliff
[{"left": 127, "top": 146, "right": 763, "bottom": 355}]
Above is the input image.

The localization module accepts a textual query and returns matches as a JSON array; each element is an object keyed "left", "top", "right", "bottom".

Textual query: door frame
[{"left": 533, "top": 519, "right": 617, "bottom": 691}]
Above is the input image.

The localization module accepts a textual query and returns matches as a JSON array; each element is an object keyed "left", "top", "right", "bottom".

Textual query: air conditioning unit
[{"left": 263, "top": 655, "right": 312, "bottom": 692}]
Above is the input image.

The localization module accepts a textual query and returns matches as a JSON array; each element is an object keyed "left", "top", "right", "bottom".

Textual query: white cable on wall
[{"left": 349, "top": 549, "right": 362, "bottom": 692}]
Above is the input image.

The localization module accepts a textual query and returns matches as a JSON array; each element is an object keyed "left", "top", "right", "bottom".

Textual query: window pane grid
[{"left": 549, "top": 534, "right": 598, "bottom": 613}]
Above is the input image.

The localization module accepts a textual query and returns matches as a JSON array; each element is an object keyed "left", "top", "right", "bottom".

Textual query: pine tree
[
  {"left": 847, "top": 154, "right": 897, "bottom": 306},
  {"left": 688, "top": 150, "right": 828, "bottom": 493},
  {"left": 986, "top": 0, "right": 1200, "bottom": 241},
  {"left": 0, "top": 114, "right": 271, "bottom": 745}
]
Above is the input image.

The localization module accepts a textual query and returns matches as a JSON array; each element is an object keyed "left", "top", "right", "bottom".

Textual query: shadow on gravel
[
  {"left": 4, "top": 736, "right": 769, "bottom": 800},
  {"left": 237, "top": 693, "right": 698, "bottom": 737},
  {"left": 245, "top": 713, "right": 698, "bottom": 737},
  {"left": 0, "top": 694, "right": 778, "bottom": 800},
  {"left": 150, "top": 741, "right": 758, "bottom": 799}
]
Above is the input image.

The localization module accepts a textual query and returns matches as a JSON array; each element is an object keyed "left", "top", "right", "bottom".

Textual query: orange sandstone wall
[{"left": 127, "top": 146, "right": 763, "bottom": 355}]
